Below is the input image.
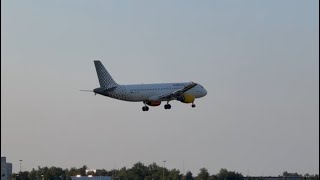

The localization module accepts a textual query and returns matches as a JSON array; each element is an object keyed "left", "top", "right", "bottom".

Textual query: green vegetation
[{"left": 10, "top": 163, "right": 319, "bottom": 180}]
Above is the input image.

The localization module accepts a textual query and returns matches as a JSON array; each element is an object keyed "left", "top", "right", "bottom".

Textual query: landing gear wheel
[
  {"left": 192, "top": 104, "right": 196, "bottom": 108},
  {"left": 142, "top": 106, "right": 149, "bottom": 111},
  {"left": 142, "top": 102, "right": 149, "bottom": 111},
  {"left": 164, "top": 104, "right": 171, "bottom": 110}
]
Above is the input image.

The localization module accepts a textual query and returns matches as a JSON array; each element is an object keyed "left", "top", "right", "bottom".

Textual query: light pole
[
  {"left": 19, "top": 160, "right": 23, "bottom": 172},
  {"left": 163, "top": 161, "right": 166, "bottom": 180}
]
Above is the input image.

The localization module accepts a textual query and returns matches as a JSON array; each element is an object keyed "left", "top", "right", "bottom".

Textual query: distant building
[
  {"left": 85, "top": 169, "right": 97, "bottom": 174},
  {"left": 1, "top": 156, "right": 12, "bottom": 180},
  {"left": 71, "top": 176, "right": 111, "bottom": 180}
]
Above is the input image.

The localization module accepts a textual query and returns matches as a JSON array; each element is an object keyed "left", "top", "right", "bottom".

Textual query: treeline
[{"left": 11, "top": 162, "right": 319, "bottom": 180}]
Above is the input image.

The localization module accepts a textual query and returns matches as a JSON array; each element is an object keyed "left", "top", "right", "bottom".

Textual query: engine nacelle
[
  {"left": 177, "top": 94, "right": 195, "bottom": 103},
  {"left": 146, "top": 101, "right": 161, "bottom": 106}
]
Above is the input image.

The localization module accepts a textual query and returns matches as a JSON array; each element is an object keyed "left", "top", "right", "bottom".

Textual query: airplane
[{"left": 82, "top": 60, "right": 207, "bottom": 111}]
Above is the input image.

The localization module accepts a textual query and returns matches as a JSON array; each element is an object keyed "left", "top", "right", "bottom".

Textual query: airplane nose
[{"left": 203, "top": 88, "right": 207, "bottom": 96}]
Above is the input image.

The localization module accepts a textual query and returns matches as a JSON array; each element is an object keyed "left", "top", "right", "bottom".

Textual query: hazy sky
[{"left": 1, "top": 0, "right": 319, "bottom": 176}]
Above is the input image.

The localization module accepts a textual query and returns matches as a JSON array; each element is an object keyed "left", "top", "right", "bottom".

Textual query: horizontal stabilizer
[{"left": 80, "top": 90, "right": 93, "bottom": 92}]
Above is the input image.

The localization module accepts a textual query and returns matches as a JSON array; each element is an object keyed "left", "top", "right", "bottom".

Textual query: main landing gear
[
  {"left": 142, "top": 102, "right": 196, "bottom": 111},
  {"left": 164, "top": 103, "right": 171, "bottom": 110},
  {"left": 142, "top": 102, "right": 149, "bottom": 111},
  {"left": 142, "top": 106, "right": 149, "bottom": 111}
]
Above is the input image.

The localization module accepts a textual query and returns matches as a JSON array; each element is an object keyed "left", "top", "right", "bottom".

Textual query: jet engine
[
  {"left": 177, "top": 94, "right": 195, "bottom": 103},
  {"left": 146, "top": 101, "right": 161, "bottom": 106}
]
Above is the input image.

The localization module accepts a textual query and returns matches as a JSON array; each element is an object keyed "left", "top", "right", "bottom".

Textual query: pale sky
[{"left": 1, "top": 0, "right": 319, "bottom": 176}]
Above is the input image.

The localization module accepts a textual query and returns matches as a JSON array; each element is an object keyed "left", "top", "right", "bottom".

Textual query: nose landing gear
[{"left": 192, "top": 101, "right": 196, "bottom": 108}]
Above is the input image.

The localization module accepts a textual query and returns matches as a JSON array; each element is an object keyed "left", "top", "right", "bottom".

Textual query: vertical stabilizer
[{"left": 94, "top": 60, "right": 118, "bottom": 88}]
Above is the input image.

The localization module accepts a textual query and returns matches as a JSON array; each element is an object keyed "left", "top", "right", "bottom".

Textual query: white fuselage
[{"left": 94, "top": 82, "right": 207, "bottom": 102}]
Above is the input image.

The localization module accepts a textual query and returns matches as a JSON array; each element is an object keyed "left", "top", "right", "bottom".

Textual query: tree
[
  {"left": 148, "top": 163, "right": 161, "bottom": 180},
  {"left": 8, "top": 163, "right": 320, "bottom": 180},
  {"left": 168, "top": 169, "right": 182, "bottom": 180},
  {"left": 197, "top": 168, "right": 209, "bottom": 180},
  {"left": 16, "top": 171, "right": 29, "bottom": 180},
  {"left": 208, "top": 175, "right": 218, "bottom": 180},
  {"left": 95, "top": 169, "right": 109, "bottom": 176},
  {"left": 29, "top": 168, "right": 37, "bottom": 180},
  {"left": 185, "top": 171, "right": 194, "bottom": 180},
  {"left": 130, "top": 162, "right": 149, "bottom": 180},
  {"left": 216, "top": 169, "right": 243, "bottom": 180},
  {"left": 116, "top": 167, "right": 127, "bottom": 180},
  {"left": 282, "top": 171, "right": 302, "bottom": 177},
  {"left": 78, "top": 165, "right": 88, "bottom": 176}
]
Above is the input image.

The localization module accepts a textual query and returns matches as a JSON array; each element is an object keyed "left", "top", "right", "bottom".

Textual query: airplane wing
[{"left": 150, "top": 82, "right": 197, "bottom": 101}]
